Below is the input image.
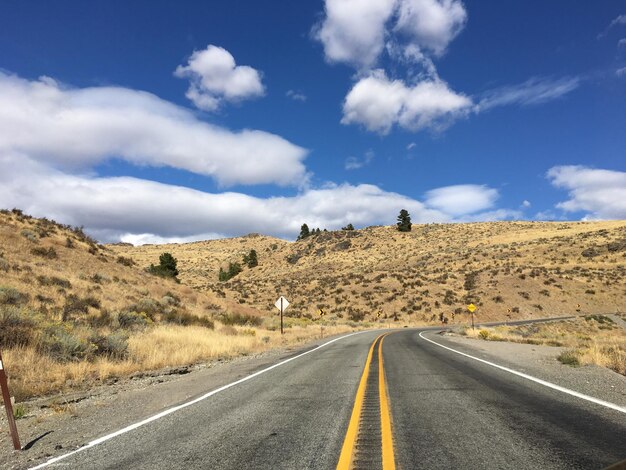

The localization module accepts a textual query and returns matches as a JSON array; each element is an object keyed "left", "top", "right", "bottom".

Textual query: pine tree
[
  {"left": 341, "top": 223, "right": 355, "bottom": 231},
  {"left": 396, "top": 209, "right": 412, "bottom": 232},
  {"left": 297, "top": 223, "right": 310, "bottom": 241},
  {"left": 148, "top": 252, "right": 179, "bottom": 278}
]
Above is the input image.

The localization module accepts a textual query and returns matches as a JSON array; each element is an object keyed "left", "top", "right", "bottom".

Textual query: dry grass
[
  {"left": 461, "top": 316, "right": 626, "bottom": 375},
  {"left": 4, "top": 323, "right": 357, "bottom": 400},
  {"left": 112, "top": 220, "right": 626, "bottom": 324}
]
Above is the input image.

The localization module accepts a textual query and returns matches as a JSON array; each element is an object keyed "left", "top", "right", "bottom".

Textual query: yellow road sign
[
  {"left": 318, "top": 309, "right": 325, "bottom": 316},
  {"left": 467, "top": 303, "right": 476, "bottom": 313}
]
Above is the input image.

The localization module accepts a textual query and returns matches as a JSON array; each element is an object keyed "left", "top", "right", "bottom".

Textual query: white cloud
[
  {"left": 314, "top": 0, "right": 397, "bottom": 69},
  {"left": 547, "top": 165, "right": 626, "bottom": 220},
  {"left": 617, "top": 67, "right": 626, "bottom": 77},
  {"left": 342, "top": 70, "right": 472, "bottom": 134},
  {"left": 345, "top": 150, "right": 375, "bottom": 170},
  {"left": 407, "top": 142, "right": 416, "bottom": 150},
  {"left": 618, "top": 38, "right": 626, "bottom": 47},
  {"left": 455, "top": 208, "right": 522, "bottom": 222},
  {"left": 174, "top": 45, "right": 265, "bottom": 111},
  {"left": 286, "top": 90, "right": 307, "bottom": 102},
  {"left": 314, "top": 0, "right": 466, "bottom": 68},
  {"left": 394, "top": 0, "right": 467, "bottom": 56},
  {"left": 599, "top": 14, "right": 626, "bottom": 38},
  {"left": 119, "top": 232, "right": 224, "bottom": 246},
  {"left": 0, "top": 153, "right": 519, "bottom": 242},
  {"left": 476, "top": 76, "right": 580, "bottom": 112},
  {"left": 534, "top": 210, "right": 559, "bottom": 221},
  {"left": 0, "top": 72, "right": 306, "bottom": 187},
  {"left": 424, "top": 184, "right": 499, "bottom": 216},
  {"left": 521, "top": 200, "right": 531, "bottom": 208}
]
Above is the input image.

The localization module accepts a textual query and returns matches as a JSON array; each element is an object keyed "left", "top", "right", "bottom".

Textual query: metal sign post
[
  {"left": 318, "top": 309, "right": 325, "bottom": 338},
  {"left": 467, "top": 303, "right": 476, "bottom": 331},
  {"left": 274, "top": 296, "right": 289, "bottom": 335},
  {"left": 0, "top": 350, "right": 21, "bottom": 450}
]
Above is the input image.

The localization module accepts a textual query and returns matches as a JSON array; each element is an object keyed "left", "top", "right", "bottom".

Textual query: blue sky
[{"left": 0, "top": 0, "right": 625, "bottom": 243}]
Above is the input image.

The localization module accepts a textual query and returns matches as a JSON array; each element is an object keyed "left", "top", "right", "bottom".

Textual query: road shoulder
[{"left": 425, "top": 331, "right": 626, "bottom": 408}]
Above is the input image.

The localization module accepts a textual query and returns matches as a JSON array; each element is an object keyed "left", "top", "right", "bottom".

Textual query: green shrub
[
  {"left": 147, "top": 253, "right": 179, "bottom": 279},
  {"left": 38, "top": 325, "right": 93, "bottom": 362},
  {"left": 13, "top": 404, "right": 26, "bottom": 420},
  {"left": 0, "top": 307, "right": 37, "bottom": 348},
  {"left": 218, "top": 312, "right": 262, "bottom": 326},
  {"left": 126, "top": 298, "right": 163, "bottom": 320},
  {"left": 89, "top": 332, "right": 129, "bottom": 359},
  {"left": 30, "top": 246, "right": 58, "bottom": 259},
  {"left": 116, "top": 256, "right": 135, "bottom": 267},
  {"left": 557, "top": 350, "right": 580, "bottom": 366},
  {"left": 0, "top": 286, "right": 30, "bottom": 305},
  {"left": 219, "top": 262, "right": 242, "bottom": 281},
  {"left": 88, "top": 309, "right": 114, "bottom": 328},
  {"left": 20, "top": 229, "right": 38, "bottom": 242},
  {"left": 163, "top": 310, "right": 214, "bottom": 329},
  {"left": 37, "top": 275, "right": 71, "bottom": 289},
  {"left": 63, "top": 295, "right": 100, "bottom": 319},
  {"left": 118, "top": 310, "right": 152, "bottom": 329},
  {"left": 478, "top": 330, "right": 490, "bottom": 340}
]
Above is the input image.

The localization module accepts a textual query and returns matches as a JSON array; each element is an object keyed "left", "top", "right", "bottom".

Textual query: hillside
[
  {"left": 0, "top": 210, "right": 351, "bottom": 400},
  {"left": 111, "top": 220, "right": 626, "bottom": 324}
]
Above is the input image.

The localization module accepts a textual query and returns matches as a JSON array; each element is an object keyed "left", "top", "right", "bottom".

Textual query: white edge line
[
  {"left": 30, "top": 330, "right": 372, "bottom": 469},
  {"left": 418, "top": 331, "right": 626, "bottom": 414}
]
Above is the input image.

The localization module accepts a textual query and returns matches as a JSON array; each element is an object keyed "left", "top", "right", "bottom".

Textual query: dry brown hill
[
  {"left": 111, "top": 220, "right": 626, "bottom": 324},
  {"left": 1, "top": 210, "right": 349, "bottom": 400}
]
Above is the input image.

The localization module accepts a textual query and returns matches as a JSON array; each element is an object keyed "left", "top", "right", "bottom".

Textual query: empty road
[{"left": 33, "top": 328, "right": 626, "bottom": 469}]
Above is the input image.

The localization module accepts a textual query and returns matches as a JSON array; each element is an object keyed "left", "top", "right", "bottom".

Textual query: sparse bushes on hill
[
  {"left": 38, "top": 325, "right": 93, "bottom": 362},
  {"left": 118, "top": 310, "right": 153, "bottom": 329},
  {"left": 21, "top": 229, "right": 38, "bottom": 243},
  {"left": 63, "top": 294, "right": 101, "bottom": 320},
  {"left": 37, "top": 275, "right": 71, "bottom": 288},
  {"left": 0, "top": 307, "right": 37, "bottom": 348},
  {"left": 0, "top": 286, "right": 30, "bottom": 305},
  {"left": 89, "top": 332, "right": 129, "bottom": 359},
  {"left": 163, "top": 310, "right": 214, "bottom": 329},
  {"left": 117, "top": 256, "right": 135, "bottom": 267},
  {"left": 218, "top": 312, "right": 262, "bottom": 326},
  {"left": 31, "top": 246, "right": 58, "bottom": 259}
]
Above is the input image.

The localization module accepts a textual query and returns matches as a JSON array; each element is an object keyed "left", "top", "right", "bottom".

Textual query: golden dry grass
[
  {"left": 462, "top": 316, "right": 626, "bottom": 375},
  {"left": 112, "top": 220, "right": 626, "bottom": 324},
  {"left": 4, "top": 323, "right": 357, "bottom": 400}
]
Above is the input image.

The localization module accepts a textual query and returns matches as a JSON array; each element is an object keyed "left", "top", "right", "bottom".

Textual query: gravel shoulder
[
  {"left": 435, "top": 332, "right": 626, "bottom": 408},
  {"left": 0, "top": 334, "right": 340, "bottom": 470}
]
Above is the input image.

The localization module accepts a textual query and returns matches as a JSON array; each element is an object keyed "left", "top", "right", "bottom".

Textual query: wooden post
[{"left": 0, "top": 350, "right": 21, "bottom": 450}]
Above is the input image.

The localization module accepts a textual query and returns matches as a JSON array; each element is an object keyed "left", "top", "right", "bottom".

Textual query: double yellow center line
[{"left": 337, "top": 333, "right": 396, "bottom": 470}]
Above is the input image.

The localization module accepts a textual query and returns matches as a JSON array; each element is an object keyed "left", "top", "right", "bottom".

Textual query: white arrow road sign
[{"left": 275, "top": 296, "right": 289, "bottom": 311}]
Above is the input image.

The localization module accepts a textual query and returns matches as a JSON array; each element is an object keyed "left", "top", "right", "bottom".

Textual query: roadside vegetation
[
  {"left": 460, "top": 316, "right": 626, "bottom": 376},
  {"left": 0, "top": 210, "right": 357, "bottom": 401}
]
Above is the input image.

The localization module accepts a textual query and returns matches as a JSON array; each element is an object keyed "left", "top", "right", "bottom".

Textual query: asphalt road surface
[{"left": 34, "top": 329, "right": 626, "bottom": 469}]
